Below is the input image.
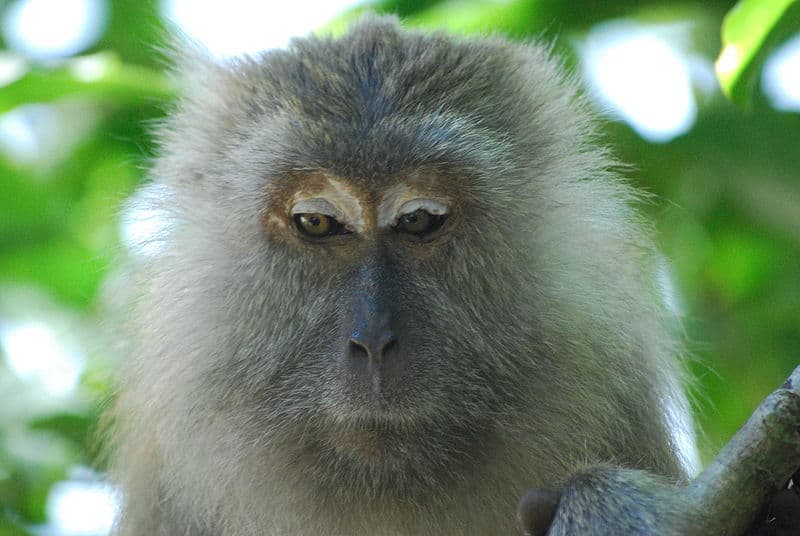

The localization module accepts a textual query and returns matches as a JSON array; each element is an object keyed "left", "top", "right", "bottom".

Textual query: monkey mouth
[
  {"left": 303, "top": 412, "right": 493, "bottom": 498},
  {"left": 331, "top": 428, "right": 393, "bottom": 459},
  {"left": 325, "top": 416, "right": 419, "bottom": 461}
]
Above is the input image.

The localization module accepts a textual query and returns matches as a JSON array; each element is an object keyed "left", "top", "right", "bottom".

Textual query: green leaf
[
  {"left": 407, "top": 0, "right": 536, "bottom": 37},
  {"left": 29, "top": 414, "right": 93, "bottom": 452},
  {"left": 0, "top": 514, "right": 32, "bottom": 536},
  {"left": 330, "top": 0, "right": 540, "bottom": 38},
  {"left": 716, "top": 0, "right": 800, "bottom": 108},
  {"left": 0, "top": 52, "right": 174, "bottom": 115},
  {"left": 0, "top": 240, "right": 109, "bottom": 308}
]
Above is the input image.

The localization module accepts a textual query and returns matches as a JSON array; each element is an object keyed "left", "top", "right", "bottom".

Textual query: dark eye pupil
[
  {"left": 395, "top": 209, "right": 445, "bottom": 236},
  {"left": 294, "top": 213, "right": 347, "bottom": 238}
]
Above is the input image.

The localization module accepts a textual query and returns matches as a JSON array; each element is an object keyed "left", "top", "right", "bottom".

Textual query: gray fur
[{"left": 107, "top": 16, "right": 697, "bottom": 535}]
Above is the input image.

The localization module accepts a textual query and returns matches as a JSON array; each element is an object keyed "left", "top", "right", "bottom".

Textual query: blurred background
[{"left": 0, "top": 0, "right": 797, "bottom": 534}]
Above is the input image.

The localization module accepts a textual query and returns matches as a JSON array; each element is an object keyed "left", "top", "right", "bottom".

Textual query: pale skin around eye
[{"left": 289, "top": 188, "right": 450, "bottom": 237}]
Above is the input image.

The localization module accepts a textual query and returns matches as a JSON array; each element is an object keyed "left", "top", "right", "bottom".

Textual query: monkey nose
[{"left": 348, "top": 329, "right": 397, "bottom": 363}]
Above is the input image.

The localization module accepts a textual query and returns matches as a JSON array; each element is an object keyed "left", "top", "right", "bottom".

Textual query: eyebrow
[
  {"left": 377, "top": 186, "right": 450, "bottom": 227},
  {"left": 288, "top": 177, "right": 365, "bottom": 232},
  {"left": 291, "top": 198, "right": 342, "bottom": 219}
]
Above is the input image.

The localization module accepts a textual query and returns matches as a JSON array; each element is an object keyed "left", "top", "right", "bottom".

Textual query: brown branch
[{"left": 687, "top": 365, "right": 800, "bottom": 534}]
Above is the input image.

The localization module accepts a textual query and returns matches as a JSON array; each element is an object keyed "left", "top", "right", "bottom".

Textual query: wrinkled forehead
[
  {"left": 260, "top": 110, "right": 511, "bottom": 186},
  {"left": 250, "top": 105, "right": 517, "bottom": 235},
  {"left": 246, "top": 43, "right": 521, "bottom": 214}
]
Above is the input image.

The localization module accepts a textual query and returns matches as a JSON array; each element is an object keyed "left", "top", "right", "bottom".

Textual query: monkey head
[{"left": 117, "top": 18, "right": 688, "bottom": 523}]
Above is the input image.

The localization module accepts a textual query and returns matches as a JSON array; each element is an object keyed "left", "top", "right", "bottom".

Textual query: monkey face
[
  {"left": 149, "top": 118, "right": 543, "bottom": 488},
  {"left": 147, "top": 162, "right": 539, "bottom": 491},
  {"left": 248, "top": 171, "right": 545, "bottom": 494},
  {"left": 135, "top": 20, "right": 608, "bottom": 494}
]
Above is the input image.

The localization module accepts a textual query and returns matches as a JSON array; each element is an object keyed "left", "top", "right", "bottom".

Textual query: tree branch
[{"left": 687, "top": 365, "right": 800, "bottom": 534}]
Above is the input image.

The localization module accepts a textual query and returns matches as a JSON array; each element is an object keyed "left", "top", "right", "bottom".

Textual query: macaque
[{"left": 108, "top": 16, "right": 703, "bottom": 535}]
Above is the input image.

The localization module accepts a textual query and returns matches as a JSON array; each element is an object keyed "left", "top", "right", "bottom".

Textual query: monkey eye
[
  {"left": 393, "top": 209, "right": 446, "bottom": 236},
  {"left": 294, "top": 213, "right": 350, "bottom": 238}
]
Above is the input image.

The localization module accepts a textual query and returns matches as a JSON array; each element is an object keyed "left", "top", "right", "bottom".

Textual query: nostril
[
  {"left": 348, "top": 333, "right": 397, "bottom": 362},
  {"left": 348, "top": 339, "right": 369, "bottom": 360},
  {"left": 381, "top": 335, "right": 397, "bottom": 356}
]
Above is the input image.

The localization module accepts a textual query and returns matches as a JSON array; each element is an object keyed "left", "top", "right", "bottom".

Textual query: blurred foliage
[
  {"left": 716, "top": 0, "right": 800, "bottom": 108},
  {"left": 0, "top": 0, "right": 798, "bottom": 534}
]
